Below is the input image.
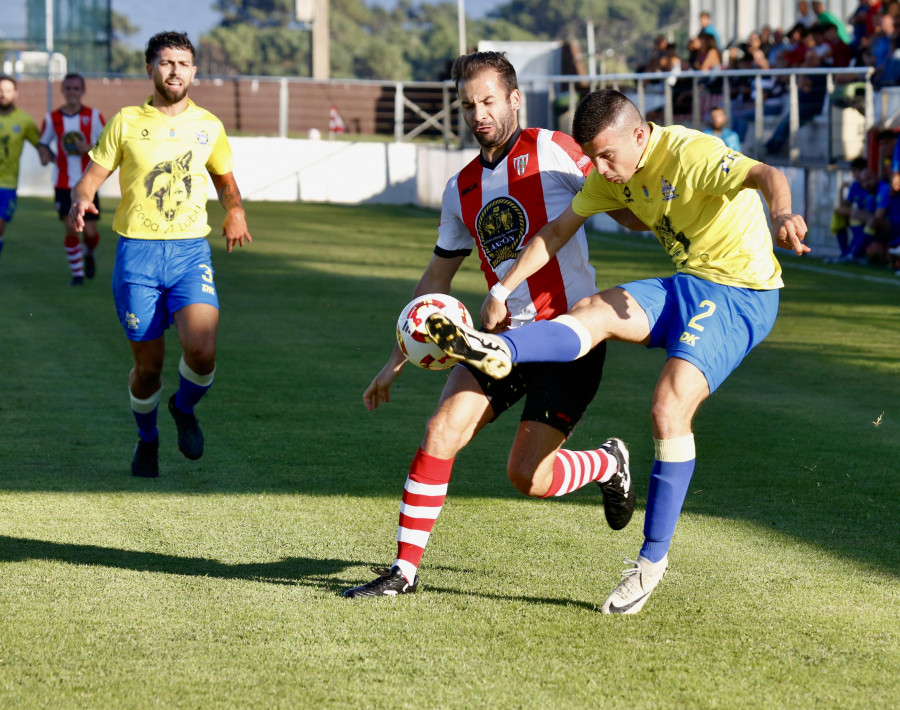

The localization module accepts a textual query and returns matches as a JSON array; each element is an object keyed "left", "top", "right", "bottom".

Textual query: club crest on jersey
[
  {"left": 661, "top": 176, "right": 678, "bottom": 202},
  {"left": 720, "top": 152, "right": 738, "bottom": 174},
  {"left": 477, "top": 196, "right": 528, "bottom": 268},
  {"left": 513, "top": 154, "right": 529, "bottom": 176}
]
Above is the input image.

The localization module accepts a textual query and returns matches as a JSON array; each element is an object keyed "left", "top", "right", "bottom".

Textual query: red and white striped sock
[
  {"left": 541, "top": 447, "right": 618, "bottom": 498},
  {"left": 393, "top": 448, "right": 452, "bottom": 584},
  {"left": 65, "top": 236, "right": 84, "bottom": 278}
]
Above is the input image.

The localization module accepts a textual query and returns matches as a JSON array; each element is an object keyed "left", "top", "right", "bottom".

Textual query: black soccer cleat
[
  {"left": 168, "top": 394, "right": 204, "bottom": 460},
  {"left": 343, "top": 566, "right": 419, "bottom": 598},
  {"left": 84, "top": 254, "right": 96, "bottom": 279},
  {"left": 69, "top": 276, "right": 84, "bottom": 286},
  {"left": 424, "top": 312, "right": 513, "bottom": 379},
  {"left": 597, "top": 438, "right": 635, "bottom": 530},
  {"left": 132, "top": 436, "right": 160, "bottom": 478}
]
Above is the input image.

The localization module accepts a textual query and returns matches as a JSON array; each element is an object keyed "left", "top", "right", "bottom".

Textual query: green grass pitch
[{"left": 0, "top": 197, "right": 898, "bottom": 708}]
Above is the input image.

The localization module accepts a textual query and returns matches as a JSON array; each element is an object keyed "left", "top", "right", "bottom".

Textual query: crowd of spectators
[{"left": 639, "top": 2, "right": 900, "bottom": 273}]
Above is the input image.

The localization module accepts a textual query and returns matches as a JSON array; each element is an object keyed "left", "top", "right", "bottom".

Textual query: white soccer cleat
[
  {"left": 601, "top": 555, "right": 669, "bottom": 615},
  {"left": 424, "top": 312, "right": 513, "bottom": 379}
]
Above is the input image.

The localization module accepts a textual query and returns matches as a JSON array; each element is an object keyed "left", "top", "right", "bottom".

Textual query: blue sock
[
  {"left": 640, "top": 435, "right": 696, "bottom": 563},
  {"left": 131, "top": 387, "right": 161, "bottom": 442},
  {"left": 501, "top": 316, "right": 590, "bottom": 363},
  {"left": 0, "top": 238, "right": 4, "bottom": 257},
  {"left": 174, "top": 355, "right": 215, "bottom": 413}
]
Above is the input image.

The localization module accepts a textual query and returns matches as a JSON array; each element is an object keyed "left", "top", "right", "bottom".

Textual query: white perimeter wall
[{"left": 15, "top": 136, "right": 838, "bottom": 255}]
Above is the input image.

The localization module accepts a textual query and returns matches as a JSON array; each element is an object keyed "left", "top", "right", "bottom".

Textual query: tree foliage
[{"left": 195, "top": 0, "right": 687, "bottom": 80}]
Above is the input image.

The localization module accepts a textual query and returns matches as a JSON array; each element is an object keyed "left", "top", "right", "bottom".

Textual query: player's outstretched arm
[
  {"left": 481, "top": 205, "right": 587, "bottom": 331},
  {"left": 211, "top": 172, "right": 252, "bottom": 253},
  {"left": 744, "top": 163, "right": 810, "bottom": 255},
  {"left": 69, "top": 161, "right": 111, "bottom": 233},
  {"left": 364, "top": 253, "right": 465, "bottom": 411},
  {"left": 364, "top": 346, "right": 407, "bottom": 411}
]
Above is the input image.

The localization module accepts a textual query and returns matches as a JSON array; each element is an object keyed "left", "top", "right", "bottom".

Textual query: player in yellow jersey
[
  {"left": 425, "top": 89, "right": 810, "bottom": 614},
  {"left": 0, "top": 74, "right": 44, "bottom": 258},
  {"left": 70, "top": 31, "right": 252, "bottom": 478}
]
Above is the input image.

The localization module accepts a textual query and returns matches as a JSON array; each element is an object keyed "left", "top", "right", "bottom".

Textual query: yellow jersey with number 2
[{"left": 572, "top": 122, "right": 783, "bottom": 290}]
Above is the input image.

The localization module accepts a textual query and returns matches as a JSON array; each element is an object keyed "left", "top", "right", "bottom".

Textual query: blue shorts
[
  {"left": 0, "top": 188, "right": 17, "bottom": 222},
  {"left": 622, "top": 273, "right": 779, "bottom": 393},
  {"left": 112, "top": 237, "right": 219, "bottom": 342}
]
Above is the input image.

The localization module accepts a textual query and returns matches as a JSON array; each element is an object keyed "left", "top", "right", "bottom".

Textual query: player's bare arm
[
  {"left": 744, "top": 163, "right": 810, "bottom": 255},
  {"left": 211, "top": 172, "right": 252, "bottom": 253},
  {"left": 69, "top": 161, "right": 111, "bottom": 232},
  {"left": 480, "top": 205, "right": 588, "bottom": 331},
  {"left": 607, "top": 207, "right": 650, "bottom": 231},
  {"left": 364, "top": 253, "right": 464, "bottom": 411}
]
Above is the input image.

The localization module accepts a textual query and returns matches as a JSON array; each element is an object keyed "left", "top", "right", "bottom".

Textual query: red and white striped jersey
[
  {"left": 436, "top": 127, "right": 597, "bottom": 327},
  {"left": 40, "top": 106, "right": 105, "bottom": 189}
]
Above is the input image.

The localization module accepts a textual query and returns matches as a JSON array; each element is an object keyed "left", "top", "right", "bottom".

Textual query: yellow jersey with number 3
[
  {"left": 572, "top": 122, "right": 783, "bottom": 290},
  {"left": 89, "top": 97, "right": 233, "bottom": 240}
]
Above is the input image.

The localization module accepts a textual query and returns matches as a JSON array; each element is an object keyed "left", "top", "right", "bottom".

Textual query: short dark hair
[
  {"left": 849, "top": 157, "right": 868, "bottom": 171},
  {"left": 62, "top": 73, "right": 85, "bottom": 88},
  {"left": 145, "top": 31, "right": 196, "bottom": 65},
  {"left": 450, "top": 51, "right": 518, "bottom": 96},
  {"left": 572, "top": 89, "right": 642, "bottom": 145},
  {"left": 0, "top": 74, "right": 17, "bottom": 88}
]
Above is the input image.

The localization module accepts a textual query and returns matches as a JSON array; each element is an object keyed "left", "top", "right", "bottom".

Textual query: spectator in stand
[
  {"left": 768, "top": 27, "right": 789, "bottom": 65},
  {"left": 778, "top": 23, "right": 811, "bottom": 67},
  {"left": 841, "top": 165, "right": 891, "bottom": 262},
  {"left": 865, "top": 12, "right": 897, "bottom": 83},
  {"left": 759, "top": 26, "right": 775, "bottom": 56},
  {"left": 695, "top": 32, "right": 723, "bottom": 71},
  {"left": 823, "top": 22, "right": 853, "bottom": 68},
  {"left": 643, "top": 34, "right": 670, "bottom": 73},
  {"left": 797, "top": 0, "right": 820, "bottom": 27},
  {"left": 813, "top": 1, "right": 853, "bottom": 44},
  {"left": 746, "top": 31, "right": 772, "bottom": 68},
  {"left": 703, "top": 105, "right": 742, "bottom": 151},
  {"left": 764, "top": 51, "right": 829, "bottom": 155},
  {"left": 827, "top": 157, "right": 869, "bottom": 261},
  {"left": 849, "top": 1, "right": 876, "bottom": 51},
  {"left": 699, "top": 11, "right": 722, "bottom": 50}
]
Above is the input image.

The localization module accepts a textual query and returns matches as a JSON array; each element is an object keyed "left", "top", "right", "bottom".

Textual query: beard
[
  {"left": 154, "top": 75, "right": 189, "bottom": 104},
  {"left": 0, "top": 97, "right": 12, "bottom": 112},
  {"left": 469, "top": 110, "right": 516, "bottom": 150}
]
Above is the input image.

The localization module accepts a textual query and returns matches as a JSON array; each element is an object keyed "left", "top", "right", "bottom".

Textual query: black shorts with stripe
[{"left": 463, "top": 340, "right": 607, "bottom": 436}]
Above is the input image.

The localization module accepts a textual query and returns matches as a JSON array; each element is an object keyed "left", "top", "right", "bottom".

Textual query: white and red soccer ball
[{"left": 396, "top": 293, "right": 472, "bottom": 370}]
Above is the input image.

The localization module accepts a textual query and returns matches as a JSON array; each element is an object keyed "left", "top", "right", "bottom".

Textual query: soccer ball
[{"left": 396, "top": 293, "right": 472, "bottom": 370}]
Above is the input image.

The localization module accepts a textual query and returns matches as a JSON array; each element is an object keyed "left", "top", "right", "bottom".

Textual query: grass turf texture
[{"left": 0, "top": 197, "right": 898, "bottom": 708}]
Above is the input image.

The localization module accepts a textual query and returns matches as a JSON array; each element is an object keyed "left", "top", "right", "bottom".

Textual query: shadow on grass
[
  {"left": 2, "top": 199, "right": 898, "bottom": 582},
  {"left": 0, "top": 535, "right": 598, "bottom": 610}
]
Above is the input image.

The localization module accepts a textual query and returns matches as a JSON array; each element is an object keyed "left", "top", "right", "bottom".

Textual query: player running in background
[
  {"left": 344, "top": 52, "right": 643, "bottom": 598},
  {"left": 39, "top": 73, "right": 106, "bottom": 285},
  {"left": 426, "top": 88, "right": 809, "bottom": 614},
  {"left": 69, "top": 31, "right": 252, "bottom": 478},
  {"left": 0, "top": 74, "right": 43, "bottom": 259}
]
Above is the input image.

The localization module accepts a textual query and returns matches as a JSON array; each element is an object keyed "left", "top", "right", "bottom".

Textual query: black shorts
[
  {"left": 55, "top": 188, "right": 100, "bottom": 221},
  {"left": 463, "top": 340, "right": 607, "bottom": 436}
]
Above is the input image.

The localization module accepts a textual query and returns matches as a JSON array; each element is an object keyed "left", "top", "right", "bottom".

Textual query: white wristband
[{"left": 490, "top": 282, "right": 512, "bottom": 303}]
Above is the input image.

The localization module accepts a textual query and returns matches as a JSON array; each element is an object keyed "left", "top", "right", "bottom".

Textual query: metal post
[
  {"left": 278, "top": 78, "right": 288, "bottom": 138},
  {"left": 692, "top": 77, "right": 701, "bottom": 129},
  {"left": 45, "top": 0, "right": 54, "bottom": 114},
  {"left": 788, "top": 73, "right": 799, "bottom": 164},
  {"left": 754, "top": 75, "right": 764, "bottom": 155},
  {"left": 394, "top": 82, "right": 404, "bottom": 142}
]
